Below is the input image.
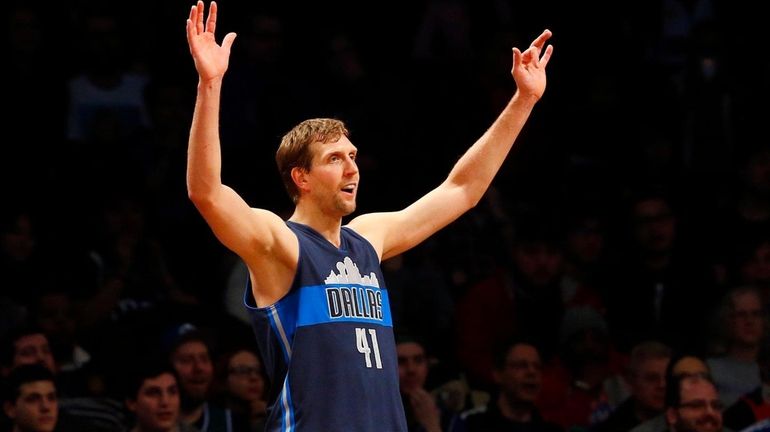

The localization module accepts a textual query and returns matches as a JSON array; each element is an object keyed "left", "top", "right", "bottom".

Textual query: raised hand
[
  {"left": 511, "top": 29, "right": 553, "bottom": 101},
  {"left": 185, "top": 1, "right": 237, "bottom": 82}
]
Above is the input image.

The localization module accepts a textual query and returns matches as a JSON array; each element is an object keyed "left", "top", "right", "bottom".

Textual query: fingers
[
  {"left": 512, "top": 47, "right": 522, "bottom": 70},
  {"left": 540, "top": 44, "right": 554, "bottom": 68},
  {"left": 196, "top": 1, "right": 205, "bottom": 34},
  {"left": 530, "top": 29, "right": 552, "bottom": 50},
  {"left": 222, "top": 32, "right": 237, "bottom": 53},
  {"left": 206, "top": 1, "right": 217, "bottom": 34},
  {"left": 186, "top": 17, "right": 195, "bottom": 47},
  {"left": 513, "top": 30, "right": 553, "bottom": 68}
]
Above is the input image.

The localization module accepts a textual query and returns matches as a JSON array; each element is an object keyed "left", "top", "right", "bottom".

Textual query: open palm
[{"left": 186, "top": 1, "right": 236, "bottom": 82}]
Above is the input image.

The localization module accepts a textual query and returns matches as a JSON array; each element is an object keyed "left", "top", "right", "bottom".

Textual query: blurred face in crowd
[
  {"left": 667, "top": 377, "right": 723, "bottom": 432},
  {"left": 633, "top": 198, "right": 675, "bottom": 254},
  {"left": 741, "top": 242, "right": 770, "bottom": 287},
  {"left": 3, "top": 380, "right": 58, "bottom": 432},
  {"left": 171, "top": 340, "right": 213, "bottom": 402},
  {"left": 227, "top": 350, "right": 265, "bottom": 403},
  {"left": 494, "top": 343, "right": 542, "bottom": 404},
  {"left": 1, "top": 213, "right": 35, "bottom": 261},
  {"left": 397, "top": 342, "right": 429, "bottom": 395},
  {"left": 629, "top": 356, "right": 669, "bottom": 413},
  {"left": 567, "top": 217, "right": 604, "bottom": 266},
  {"left": 728, "top": 290, "right": 765, "bottom": 348},
  {"left": 14, "top": 333, "right": 56, "bottom": 374},
  {"left": 127, "top": 372, "right": 180, "bottom": 432},
  {"left": 513, "top": 241, "right": 563, "bottom": 287}
]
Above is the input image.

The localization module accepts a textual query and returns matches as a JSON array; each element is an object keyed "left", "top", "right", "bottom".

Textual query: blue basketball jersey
[{"left": 245, "top": 221, "right": 407, "bottom": 432}]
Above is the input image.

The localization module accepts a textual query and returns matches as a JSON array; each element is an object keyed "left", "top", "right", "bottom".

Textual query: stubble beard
[{"left": 334, "top": 194, "right": 356, "bottom": 216}]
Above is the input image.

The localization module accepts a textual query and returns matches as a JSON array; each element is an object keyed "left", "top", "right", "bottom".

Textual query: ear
[
  {"left": 665, "top": 407, "right": 677, "bottom": 429},
  {"left": 125, "top": 398, "right": 137, "bottom": 414},
  {"left": 291, "top": 167, "right": 310, "bottom": 194},
  {"left": 3, "top": 400, "right": 16, "bottom": 419}
]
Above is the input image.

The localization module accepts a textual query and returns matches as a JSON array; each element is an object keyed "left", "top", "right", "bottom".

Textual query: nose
[{"left": 344, "top": 156, "right": 358, "bottom": 175}]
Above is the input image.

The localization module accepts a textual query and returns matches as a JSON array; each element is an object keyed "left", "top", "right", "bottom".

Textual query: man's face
[
  {"left": 667, "top": 378, "right": 723, "bottom": 432},
  {"left": 14, "top": 334, "right": 56, "bottom": 373},
  {"left": 729, "top": 291, "right": 765, "bottom": 347},
  {"left": 126, "top": 372, "right": 180, "bottom": 432},
  {"left": 226, "top": 350, "right": 265, "bottom": 402},
  {"left": 3, "top": 380, "right": 58, "bottom": 432},
  {"left": 513, "top": 242, "right": 563, "bottom": 287},
  {"left": 170, "top": 341, "right": 212, "bottom": 401},
  {"left": 301, "top": 137, "right": 359, "bottom": 217},
  {"left": 629, "top": 356, "right": 669, "bottom": 412},
  {"left": 494, "top": 344, "right": 542, "bottom": 404},
  {"left": 397, "top": 342, "right": 428, "bottom": 395},
  {"left": 633, "top": 198, "right": 675, "bottom": 254}
]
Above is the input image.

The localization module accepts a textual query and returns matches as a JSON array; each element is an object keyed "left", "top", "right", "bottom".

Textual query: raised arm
[
  {"left": 185, "top": 2, "right": 295, "bottom": 279},
  {"left": 350, "top": 30, "right": 553, "bottom": 260}
]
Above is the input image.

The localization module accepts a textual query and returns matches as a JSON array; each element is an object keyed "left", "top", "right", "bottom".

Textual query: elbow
[
  {"left": 462, "top": 186, "right": 485, "bottom": 210},
  {"left": 187, "top": 186, "right": 215, "bottom": 209}
]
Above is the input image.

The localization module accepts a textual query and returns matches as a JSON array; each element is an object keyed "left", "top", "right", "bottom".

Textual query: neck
[
  {"left": 729, "top": 343, "right": 759, "bottom": 362},
  {"left": 498, "top": 394, "right": 533, "bottom": 423},
  {"left": 179, "top": 401, "right": 204, "bottom": 425},
  {"left": 633, "top": 398, "right": 661, "bottom": 422},
  {"left": 290, "top": 201, "right": 344, "bottom": 246}
]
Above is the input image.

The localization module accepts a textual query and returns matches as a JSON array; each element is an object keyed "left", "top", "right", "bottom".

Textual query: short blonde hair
[{"left": 275, "top": 118, "right": 349, "bottom": 203}]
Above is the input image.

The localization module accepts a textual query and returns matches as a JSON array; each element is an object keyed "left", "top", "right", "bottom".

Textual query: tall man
[{"left": 184, "top": 1, "right": 553, "bottom": 430}]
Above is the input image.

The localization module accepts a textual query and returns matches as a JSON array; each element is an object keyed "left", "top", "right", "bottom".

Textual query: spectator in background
[
  {"left": 2, "top": 364, "right": 58, "bottom": 432},
  {"left": 630, "top": 353, "right": 712, "bottom": 432},
  {"left": 1, "top": 326, "right": 56, "bottom": 377},
  {"left": 212, "top": 346, "right": 267, "bottom": 432},
  {"left": 463, "top": 340, "right": 562, "bottom": 432},
  {"left": 594, "top": 341, "right": 671, "bottom": 432},
  {"left": 123, "top": 358, "right": 196, "bottom": 432},
  {"left": 664, "top": 374, "right": 724, "bottom": 432},
  {"left": 164, "top": 323, "right": 247, "bottom": 432},
  {"left": 397, "top": 336, "right": 464, "bottom": 432},
  {"left": 606, "top": 188, "right": 716, "bottom": 354},
  {"left": 723, "top": 338, "right": 770, "bottom": 431},
  {"left": 455, "top": 210, "right": 565, "bottom": 390},
  {"left": 706, "top": 286, "right": 765, "bottom": 408}
]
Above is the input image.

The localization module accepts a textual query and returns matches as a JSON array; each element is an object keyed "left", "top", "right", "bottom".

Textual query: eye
[
  {"left": 329, "top": 155, "right": 341, "bottom": 163},
  {"left": 349, "top": 152, "right": 357, "bottom": 161}
]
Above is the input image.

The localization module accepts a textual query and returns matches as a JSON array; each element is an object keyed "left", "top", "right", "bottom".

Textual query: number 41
[{"left": 356, "top": 328, "right": 382, "bottom": 369}]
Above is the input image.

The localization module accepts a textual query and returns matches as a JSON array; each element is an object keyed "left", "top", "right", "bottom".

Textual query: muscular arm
[
  {"left": 350, "top": 30, "right": 553, "bottom": 260},
  {"left": 185, "top": 1, "right": 296, "bottom": 302}
]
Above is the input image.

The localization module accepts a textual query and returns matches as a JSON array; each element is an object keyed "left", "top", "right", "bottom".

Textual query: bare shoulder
[
  {"left": 245, "top": 207, "right": 297, "bottom": 258},
  {"left": 347, "top": 211, "right": 403, "bottom": 259},
  {"left": 243, "top": 209, "right": 299, "bottom": 306}
]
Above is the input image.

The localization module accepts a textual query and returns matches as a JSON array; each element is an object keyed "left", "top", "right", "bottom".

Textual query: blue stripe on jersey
[{"left": 295, "top": 284, "right": 393, "bottom": 327}]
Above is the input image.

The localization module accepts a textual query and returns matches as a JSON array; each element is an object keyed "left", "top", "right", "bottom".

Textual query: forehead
[
  {"left": 732, "top": 291, "right": 761, "bottom": 309},
  {"left": 141, "top": 373, "right": 177, "bottom": 390},
  {"left": 16, "top": 334, "right": 48, "bottom": 349},
  {"left": 19, "top": 380, "right": 55, "bottom": 396},
  {"left": 681, "top": 379, "right": 718, "bottom": 400},
  {"left": 174, "top": 340, "right": 209, "bottom": 356},
  {"left": 506, "top": 344, "right": 539, "bottom": 362},
  {"left": 397, "top": 342, "right": 425, "bottom": 357},
  {"left": 310, "top": 136, "right": 356, "bottom": 159},
  {"left": 230, "top": 351, "right": 259, "bottom": 366}
]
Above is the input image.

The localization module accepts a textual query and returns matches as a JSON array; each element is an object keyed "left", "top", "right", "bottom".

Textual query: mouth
[{"left": 340, "top": 183, "right": 357, "bottom": 195}]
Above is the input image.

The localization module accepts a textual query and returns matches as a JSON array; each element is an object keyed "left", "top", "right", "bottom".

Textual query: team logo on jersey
[{"left": 325, "top": 257, "right": 383, "bottom": 321}]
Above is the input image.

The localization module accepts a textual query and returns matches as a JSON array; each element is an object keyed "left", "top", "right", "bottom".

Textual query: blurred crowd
[{"left": 2, "top": 0, "right": 769, "bottom": 431}]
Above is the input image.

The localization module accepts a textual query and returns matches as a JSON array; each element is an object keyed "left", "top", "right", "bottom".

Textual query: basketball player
[{"left": 185, "top": 1, "right": 553, "bottom": 430}]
